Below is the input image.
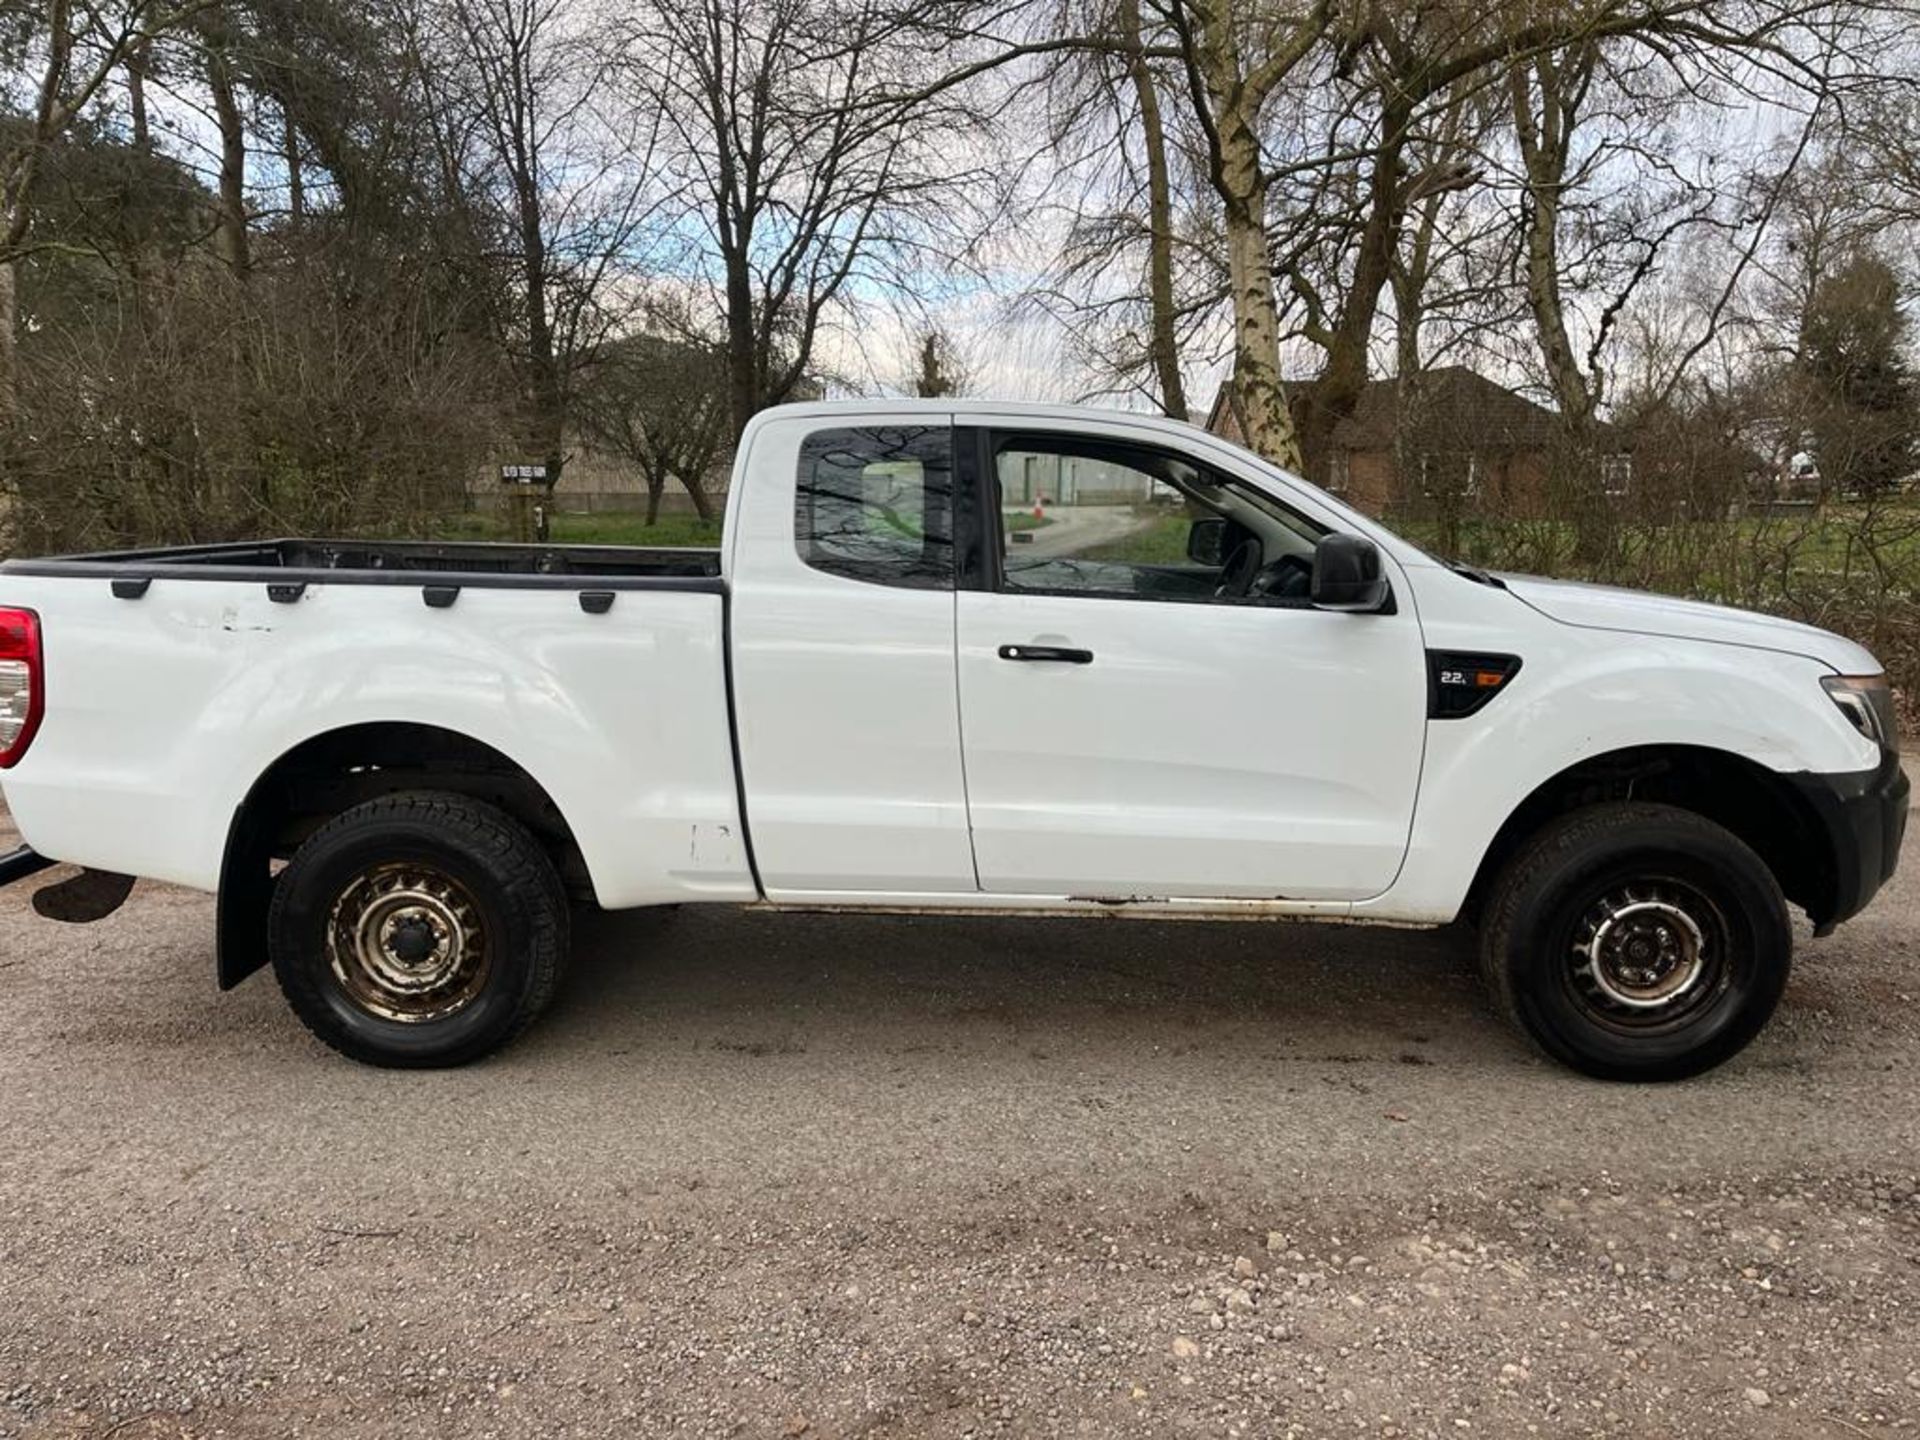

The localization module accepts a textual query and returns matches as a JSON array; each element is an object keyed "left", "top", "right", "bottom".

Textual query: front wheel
[
  {"left": 1479, "top": 802, "right": 1792, "bottom": 1081},
  {"left": 268, "top": 792, "right": 569, "bottom": 1067}
]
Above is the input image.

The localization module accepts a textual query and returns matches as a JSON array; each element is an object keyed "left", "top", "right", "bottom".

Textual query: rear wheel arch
[
  {"left": 1461, "top": 744, "right": 1835, "bottom": 930},
  {"left": 217, "top": 722, "right": 591, "bottom": 989}
]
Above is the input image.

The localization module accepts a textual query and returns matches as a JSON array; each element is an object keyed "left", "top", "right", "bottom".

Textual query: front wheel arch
[
  {"left": 1478, "top": 800, "right": 1793, "bottom": 1079},
  {"left": 1459, "top": 744, "right": 1834, "bottom": 932}
]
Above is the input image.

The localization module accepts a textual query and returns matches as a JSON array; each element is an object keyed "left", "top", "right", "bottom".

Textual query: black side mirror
[
  {"left": 1311, "top": 533, "right": 1391, "bottom": 612},
  {"left": 1187, "top": 516, "right": 1228, "bottom": 566}
]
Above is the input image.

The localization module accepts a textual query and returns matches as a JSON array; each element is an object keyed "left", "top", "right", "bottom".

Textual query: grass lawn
[
  {"left": 1392, "top": 502, "right": 1920, "bottom": 602},
  {"left": 455, "top": 507, "right": 1055, "bottom": 549},
  {"left": 437, "top": 510, "right": 724, "bottom": 548},
  {"left": 1079, "top": 512, "right": 1194, "bottom": 565},
  {"left": 1004, "top": 511, "right": 1055, "bottom": 533}
]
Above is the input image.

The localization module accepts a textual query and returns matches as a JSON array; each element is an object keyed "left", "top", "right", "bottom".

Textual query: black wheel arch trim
[{"left": 1786, "top": 747, "right": 1908, "bottom": 935}]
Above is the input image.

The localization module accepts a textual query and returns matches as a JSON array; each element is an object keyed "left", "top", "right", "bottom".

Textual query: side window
[
  {"left": 796, "top": 425, "right": 953, "bottom": 589},
  {"left": 993, "top": 435, "right": 1326, "bottom": 605}
]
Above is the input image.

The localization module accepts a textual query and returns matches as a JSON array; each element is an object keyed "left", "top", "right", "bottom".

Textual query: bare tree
[
  {"left": 1117, "top": 0, "right": 1186, "bottom": 418},
  {"left": 1025, "top": 0, "right": 1202, "bottom": 417},
  {"left": 1390, "top": 80, "right": 1506, "bottom": 378},
  {"left": 1495, "top": 11, "right": 1857, "bottom": 441},
  {"left": 576, "top": 327, "right": 731, "bottom": 524},
  {"left": 194, "top": 1, "right": 248, "bottom": 275},
  {"left": 1160, "top": 0, "right": 1330, "bottom": 466},
  {"left": 624, "top": 0, "right": 1001, "bottom": 442},
  {"left": 907, "top": 325, "right": 971, "bottom": 397},
  {"left": 433, "top": 0, "right": 660, "bottom": 496}
]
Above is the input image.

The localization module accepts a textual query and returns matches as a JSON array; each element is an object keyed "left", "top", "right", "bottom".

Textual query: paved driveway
[
  {"left": 2, "top": 791, "right": 1917, "bottom": 1438},
  {"left": 1014, "top": 504, "right": 1151, "bottom": 558}
]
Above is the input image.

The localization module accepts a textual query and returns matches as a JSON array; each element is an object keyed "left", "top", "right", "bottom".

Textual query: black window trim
[{"left": 962, "top": 425, "right": 1329, "bottom": 610}]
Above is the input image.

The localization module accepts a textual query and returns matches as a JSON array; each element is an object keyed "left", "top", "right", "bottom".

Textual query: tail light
[{"left": 0, "top": 607, "right": 44, "bottom": 769}]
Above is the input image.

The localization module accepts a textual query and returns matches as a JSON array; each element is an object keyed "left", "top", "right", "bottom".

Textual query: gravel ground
[{"left": 2, "top": 793, "right": 1918, "bottom": 1440}]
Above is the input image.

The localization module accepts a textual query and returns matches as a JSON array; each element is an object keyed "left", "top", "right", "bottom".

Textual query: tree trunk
[
  {"left": 1519, "top": 167, "right": 1591, "bottom": 428},
  {"left": 724, "top": 244, "right": 757, "bottom": 444},
  {"left": 0, "top": 257, "right": 16, "bottom": 424},
  {"left": 1183, "top": 4, "right": 1306, "bottom": 471},
  {"left": 1175, "top": 0, "right": 1324, "bottom": 471},
  {"left": 1511, "top": 52, "right": 1610, "bottom": 561},
  {"left": 0, "top": 0, "right": 71, "bottom": 419},
  {"left": 512, "top": 149, "right": 563, "bottom": 538},
  {"left": 682, "top": 471, "right": 716, "bottom": 523},
  {"left": 645, "top": 474, "right": 663, "bottom": 525},
  {"left": 203, "top": 8, "right": 250, "bottom": 278},
  {"left": 1121, "top": 0, "right": 1187, "bottom": 422},
  {"left": 1302, "top": 97, "right": 1412, "bottom": 481},
  {"left": 128, "top": 41, "right": 151, "bottom": 154},
  {"left": 1220, "top": 137, "right": 1302, "bottom": 470},
  {"left": 1511, "top": 55, "right": 1595, "bottom": 429},
  {"left": 284, "top": 111, "right": 304, "bottom": 221},
  {"left": 1393, "top": 187, "right": 1445, "bottom": 379}
]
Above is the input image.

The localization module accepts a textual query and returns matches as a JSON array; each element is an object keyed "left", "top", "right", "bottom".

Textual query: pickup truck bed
[
  {"left": 0, "top": 538, "right": 754, "bottom": 934},
  {"left": 2, "top": 537, "right": 723, "bottom": 585}
]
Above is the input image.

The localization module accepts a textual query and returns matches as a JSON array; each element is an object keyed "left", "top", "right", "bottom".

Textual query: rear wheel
[
  {"left": 269, "top": 792, "right": 568, "bottom": 1067},
  {"left": 1479, "top": 803, "right": 1791, "bottom": 1081}
]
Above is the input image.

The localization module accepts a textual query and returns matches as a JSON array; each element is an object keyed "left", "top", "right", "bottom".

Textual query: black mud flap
[
  {"left": 215, "top": 797, "right": 278, "bottom": 990},
  {"left": 31, "top": 868, "right": 136, "bottom": 923}
]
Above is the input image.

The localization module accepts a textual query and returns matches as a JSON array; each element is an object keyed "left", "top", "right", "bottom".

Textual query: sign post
[{"left": 499, "top": 463, "right": 550, "bottom": 543}]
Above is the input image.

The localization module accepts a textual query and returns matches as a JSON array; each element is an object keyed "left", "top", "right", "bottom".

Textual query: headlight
[{"left": 1822, "top": 673, "right": 1898, "bottom": 750}]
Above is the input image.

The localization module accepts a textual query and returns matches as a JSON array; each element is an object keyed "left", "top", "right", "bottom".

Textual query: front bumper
[
  {"left": 0, "top": 845, "right": 54, "bottom": 889},
  {"left": 1789, "top": 749, "right": 1909, "bottom": 934}
]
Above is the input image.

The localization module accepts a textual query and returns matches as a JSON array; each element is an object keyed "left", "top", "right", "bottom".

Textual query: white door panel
[
  {"left": 732, "top": 575, "right": 972, "bottom": 892},
  {"left": 957, "top": 589, "right": 1427, "bottom": 901},
  {"left": 728, "top": 414, "right": 978, "bottom": 895}
]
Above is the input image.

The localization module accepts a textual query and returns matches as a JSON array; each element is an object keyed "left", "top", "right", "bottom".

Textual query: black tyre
[
  {"left": 1479, "top": 802, "right": 1791, "bottom": 1081},
  {"left": 269, "top": 792, "right": 568, "bottom": 1067}
]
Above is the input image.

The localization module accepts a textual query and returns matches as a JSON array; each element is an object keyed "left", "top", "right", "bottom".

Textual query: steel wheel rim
[
  {"left": 326, "top": 863, "right": 491, "bottom": 1024},
  {"left": 1569, "top": 878, "right": 1728, "bottom": 1030}
]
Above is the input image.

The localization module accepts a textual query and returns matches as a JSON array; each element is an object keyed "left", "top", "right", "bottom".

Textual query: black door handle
[{"left": 998, "top": 644, "right": 1094, "bottom": 664}]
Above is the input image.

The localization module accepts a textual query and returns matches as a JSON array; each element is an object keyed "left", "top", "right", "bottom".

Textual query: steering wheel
[
  {"left": 1247, "top": 553, "right": 1314, "bottom": 602},
  {"left": 1215, "top": 537, "right": 1263, "bottom": 599}
]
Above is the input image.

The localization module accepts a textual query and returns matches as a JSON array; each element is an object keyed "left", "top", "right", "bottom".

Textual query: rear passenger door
[{"left": 728, "top": 414, "right": 978, "bottom": 899}]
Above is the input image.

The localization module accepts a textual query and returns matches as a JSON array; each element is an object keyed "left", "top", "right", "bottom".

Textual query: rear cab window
[{"left": 795, "top": 426, "right": 953, "bottom": 589}]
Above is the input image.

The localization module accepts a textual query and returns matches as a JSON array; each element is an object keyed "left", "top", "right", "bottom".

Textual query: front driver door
[{"left": 954, "top": 423, "right": 1427, "bottom": 902}]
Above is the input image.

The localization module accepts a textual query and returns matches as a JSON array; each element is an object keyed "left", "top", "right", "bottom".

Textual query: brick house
[{"left": 1206, "top": 368, "right": 1631, "bottom": 519}]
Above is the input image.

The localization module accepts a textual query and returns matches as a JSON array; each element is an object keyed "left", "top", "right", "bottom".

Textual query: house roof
[
  {"left": 1203, "top": 381, "right": 1247, "bottom": 443},
  {"left": 1207, "top": 368, "right": 1620, "bottom": 454},
  {"left": 1316, "top": 367, "right": 1601, "bottom": 453}
]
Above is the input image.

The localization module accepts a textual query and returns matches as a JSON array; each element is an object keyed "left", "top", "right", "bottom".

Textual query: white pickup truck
[{"left": 0, "top": 401, "right": 1905, "bottom": 1078}]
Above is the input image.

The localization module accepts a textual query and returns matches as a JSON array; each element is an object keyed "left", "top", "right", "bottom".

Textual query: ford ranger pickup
[{"left": 0, "top": 400, "right": 1905, "bottom": 1078}]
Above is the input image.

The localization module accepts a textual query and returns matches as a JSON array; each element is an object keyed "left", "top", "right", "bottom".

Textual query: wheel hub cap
[
  {"left": 1572, "top": 884, "right": 1716, "bottom": 1019},
  {"left": 327, "top": 865, "right": 489, "bottom": 1024}
]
